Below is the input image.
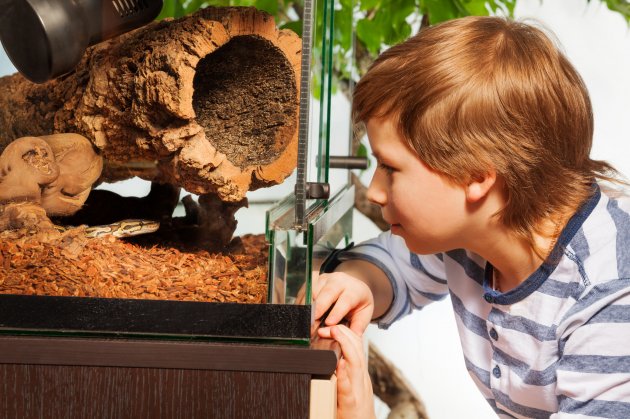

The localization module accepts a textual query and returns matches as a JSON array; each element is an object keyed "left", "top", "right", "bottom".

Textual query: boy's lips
[
  {"left": 384, "top": 216, "right": 402, "bottom": 229},
  {"left": 385, "top": 217, "right": 400, "bottom": 227}
]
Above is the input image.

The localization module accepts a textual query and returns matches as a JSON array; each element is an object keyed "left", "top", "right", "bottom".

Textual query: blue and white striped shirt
[{"left": 337, "top": 186, "right": 630, "bottom": 418}]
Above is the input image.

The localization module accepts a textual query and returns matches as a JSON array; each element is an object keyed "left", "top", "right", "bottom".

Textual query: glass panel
[
  {"left": 321, "top": 0, "right": 354, "bottom": 199},
  {"left": 267, "top": 185, "right": 354, "bottom": 307},
  {"left": 315, "top": 0, "right": 335, "bottom": 185},
  {"left": 310, "top": 206, "right": 352, "bottom": 304}
]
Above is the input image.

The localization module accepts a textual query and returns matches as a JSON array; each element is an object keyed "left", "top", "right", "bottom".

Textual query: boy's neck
[
  {"left": 466, "top": 216, "right": 565, "bottom": 292},
  {"left": 458, "top": 181, "right": 569, "bottom": 291}
]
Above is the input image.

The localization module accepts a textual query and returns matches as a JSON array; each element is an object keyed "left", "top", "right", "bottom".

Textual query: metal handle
[{"left": 328, "top": 156, "right": 368, "bottom": 170}]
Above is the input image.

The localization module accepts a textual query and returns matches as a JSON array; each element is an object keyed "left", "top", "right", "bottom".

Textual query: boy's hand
[
  {"left": 330, "top": 325, "right": 376, "bottom": 419},
  {"left": 314, "top": 271, "right": 374, "bottom": 337}
]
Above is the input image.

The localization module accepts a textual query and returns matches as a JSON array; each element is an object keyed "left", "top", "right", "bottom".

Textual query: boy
[{"left": 315, "top": 16, "right": 630, "bottom": 418}]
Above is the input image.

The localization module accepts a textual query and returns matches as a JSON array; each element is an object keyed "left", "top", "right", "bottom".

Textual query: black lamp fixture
[{"left": 0, "top": 0, "right": 163, "bottom": 83}]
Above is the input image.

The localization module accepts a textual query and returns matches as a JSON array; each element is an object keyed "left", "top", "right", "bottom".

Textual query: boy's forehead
[
  {"left": 366, "top": 117, "right": 396, "bottom": 139},
  {"left": 368, "top": 126, "right": 417, "bottom": 162},
  {"left": 367, "top": 118, "right": 408, "bottom": 149}
]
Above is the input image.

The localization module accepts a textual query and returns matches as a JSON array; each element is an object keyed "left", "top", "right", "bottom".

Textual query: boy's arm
[
  {"left": 315, "top": 231, "right": 449, "bottom": 335},
  {"left": 553, "top": 281, "right": 630, "bottom": 418}
]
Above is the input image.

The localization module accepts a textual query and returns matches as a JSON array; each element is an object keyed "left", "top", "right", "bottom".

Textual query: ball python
[{"left": 54, "top": 219, "right": 160, "bottom": 238}]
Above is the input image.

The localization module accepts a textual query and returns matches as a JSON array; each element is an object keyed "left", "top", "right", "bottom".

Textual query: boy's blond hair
[{"left": 353, "top": 16, "right": 619, "bottom": 252}]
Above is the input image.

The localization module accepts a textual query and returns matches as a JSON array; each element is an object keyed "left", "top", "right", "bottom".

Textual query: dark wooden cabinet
[{"left": 0, "top": 336, "right": 339, "bottom": 419}]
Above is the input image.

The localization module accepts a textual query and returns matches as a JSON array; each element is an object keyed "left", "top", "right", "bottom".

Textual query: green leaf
[
  {"left": 334, "top": 7, "right": 353, "bottom": 51},
  {"left": 379, "top": 0, "right": 415, "bottom": 44},
  {"left": 360, "top": 0, "right": 382, "bottom": 12},
  {"left": 311, "top": 68, "right": 322, "bottom": 101},
  {"left": 280, "top": 20, "right": 303, "bottom": 36},
  {"left": 158, "top": 0, "right": 177, "bottom": 19},
  {"left": 356, "top": 142, "right": 368, "bottom": 158},
  {"left": 395, "top": 0, "right": 417, "bottom": 19},
  {"left": 424, "top": 0, "right": 468, "bottom": 23},
  {"left": 460, "top": 0, "right": 489, "bottom": 15},
  {"left": 357, "top": 142, "right": 372, "bottom": 169},
  {"left": 184, "top": 0, "right": 208, "bottom": 14},
  {"left": 338, "top": 0, "right": 353, "bottom": 10},
  {"left": 158, "top": 0, "right": 188, "bottom": 18},
  {"left": 356, "top": 18, "right": 383, "bottom": 55},
  {"left": 254, "top": 0, "right": 279, "bottom": 15},
  {"left": 173, "top": 0, "right": 186, "bottom": 17},
  {"left": 599, "top": 0, "right": 630, "bottom": 22}
]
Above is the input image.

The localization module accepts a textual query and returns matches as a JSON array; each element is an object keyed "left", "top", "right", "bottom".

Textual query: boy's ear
[{"left": 465, "top": 170, "right": 497, "bottom": 203}]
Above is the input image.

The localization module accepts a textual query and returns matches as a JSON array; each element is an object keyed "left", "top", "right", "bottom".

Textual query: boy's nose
[{"left": 366, "top": 173, "right": 386, "bottom": 207}]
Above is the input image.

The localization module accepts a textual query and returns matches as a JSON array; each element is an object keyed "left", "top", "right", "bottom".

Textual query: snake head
[
  {"left": 0, "top": 136, "right": 60, "bottom": 204},
  {"left": 40, "top": 133, "right": 103, "bottom": 216}
]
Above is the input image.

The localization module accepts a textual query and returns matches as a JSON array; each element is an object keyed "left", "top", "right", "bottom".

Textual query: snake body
[{"left": 54, "top": 219, "right": 160, "bottom": 238}]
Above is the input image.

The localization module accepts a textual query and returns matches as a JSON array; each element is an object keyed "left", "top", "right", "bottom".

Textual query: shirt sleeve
[
  {"left": 553, "top": 278, "right": 630, "bottom": 418},
  {"left": 334, "top": 230, "right": 450, "bottom": 329}
]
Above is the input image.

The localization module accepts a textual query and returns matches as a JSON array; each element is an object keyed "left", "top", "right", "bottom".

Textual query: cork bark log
[
  {"left": 0, "top": 6, "right": 301, "bottom": 204},
  {"left": 369, "top": 342, "right": 428, "bottom": 419}
]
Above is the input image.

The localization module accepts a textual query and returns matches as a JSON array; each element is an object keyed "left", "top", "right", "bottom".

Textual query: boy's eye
[{"left": 378, "top": 162, "right": 395, "bottom": 174}]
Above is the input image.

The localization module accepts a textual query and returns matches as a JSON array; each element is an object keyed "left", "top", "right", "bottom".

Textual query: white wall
[
  {"left": 516, "top": 0, "right": 630, "bottom": 179},
  {"left": 0, "top": 48, "right": 14, "bottom": 75}
]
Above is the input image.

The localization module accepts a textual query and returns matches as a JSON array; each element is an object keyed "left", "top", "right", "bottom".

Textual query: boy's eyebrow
[{"left": 371, "top": 151, "right": 388, "bottom": 162}]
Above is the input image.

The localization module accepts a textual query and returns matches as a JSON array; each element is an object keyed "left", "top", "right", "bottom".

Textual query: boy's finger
[
  {"left": 326, "top": 292, "right": 369, "bottom": 329},
  {"left": 313, "top": 285, "right": 342, "bottom": 320},
  {"left": 330, "top": 326, "right": 358, "bottom": 366},
  {"left": 325, "top": 291, "right": 363, "bottom": 325},
  {"left": 336, "top": 324, "right": 365, "bottom": 354},
  {"left": 335, "top": 358, "right": 353, "bottom": 396},
  {"left": 324, "top": 298, "right": 353, "bottom": 326},
  {"left": 348, "top": 310, "right": 371, "bottom": 336},
  {"left": 317, "top": 326, "right": 332, "bottom": 339},
  {"left": 331, "top": 325, "right": 365, "bottom": 368}
]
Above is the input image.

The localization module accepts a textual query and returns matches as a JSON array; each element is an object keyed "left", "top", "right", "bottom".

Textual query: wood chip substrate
[{"left": 0, "top": 229, "right": 268, "bottom": 303}]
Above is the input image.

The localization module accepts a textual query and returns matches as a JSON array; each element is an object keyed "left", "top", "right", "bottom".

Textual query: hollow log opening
[{"left": 192, "top": 35, "right": 297, "bottom": 169}]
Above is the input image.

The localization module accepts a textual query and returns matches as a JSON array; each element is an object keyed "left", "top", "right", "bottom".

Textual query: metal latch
[{"left": 305, "top": 182, "right": 330, "bottom": 200}]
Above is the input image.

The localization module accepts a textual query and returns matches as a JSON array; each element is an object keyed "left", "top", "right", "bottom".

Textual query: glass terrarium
[{"left": 0, "top": 0, "right": 358, "bottom": 345}]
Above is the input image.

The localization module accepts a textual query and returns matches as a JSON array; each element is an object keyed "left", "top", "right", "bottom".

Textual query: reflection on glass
[{"left": 267, "top": 185, "right": 354, "bottom": 306}]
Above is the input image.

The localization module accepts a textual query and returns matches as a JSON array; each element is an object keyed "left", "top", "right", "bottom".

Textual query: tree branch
[{"left": 369, "top": 342, "right": 429, "bottom": 419}]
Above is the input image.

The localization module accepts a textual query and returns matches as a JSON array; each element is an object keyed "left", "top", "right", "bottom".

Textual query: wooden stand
[{"left": 0, "top": 335, "right": 338, "bottom": 418}]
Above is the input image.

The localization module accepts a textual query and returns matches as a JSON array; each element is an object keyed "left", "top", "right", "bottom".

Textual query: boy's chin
[{"left": 394, "top": 231, "right": 445, "bottom": 255}]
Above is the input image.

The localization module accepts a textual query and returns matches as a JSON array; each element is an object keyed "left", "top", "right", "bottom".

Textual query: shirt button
[
  {"left": 493, "top": 365, "right": 501, "bottom": 378},
  {"left": 489, "top": 328, "right": 498, "bottom": 341},
  {"left": 484, "top": 294, "right": 493, "bottom": 303}
]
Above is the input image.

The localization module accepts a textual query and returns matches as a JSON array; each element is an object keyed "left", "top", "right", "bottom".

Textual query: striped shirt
[{"left": 335, "top": 186, "right": 630, "bottom": 418}]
